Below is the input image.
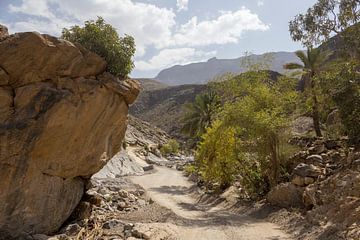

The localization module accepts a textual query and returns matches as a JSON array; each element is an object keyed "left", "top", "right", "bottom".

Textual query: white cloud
[
  {"left": 257, "top": 1, "right": 264, "bottom": 7},
  {"left": 164, "top": 8, "right": 269, "bottom": 48},
  {"left": 135, "top": 48, "right": 216, "bottom": 71},
  {"left": 176, "top": 0, "right": 189, "bottom": 12},
  {"left": 5, "top": 1, "right": 269, "bottom": 73},
  {"left": 6, "top": 0, "right": 176, "bottom": 57}
]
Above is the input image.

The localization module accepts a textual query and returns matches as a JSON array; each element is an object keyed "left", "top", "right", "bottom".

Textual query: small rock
[
  {"left": 119, "top": 189, "right": 129, "bottom": 198},
  {"left": 292, "top": 175, "right": 305, "bottom": 186},
  {"left": 137, "top": 199, "right": 146, "bottom": 207},
  {"left": 124, "top": 223, "right": 134, "bottom": 231},
  {"left": 118, "top": 201, "right": 128, "bottom": 210},
  {"left": 308, "top": 144, "right": 326, "bottom": 155},
  {"left": 267, "top": 183, "right": 304, "bottom": 208},
  {"left": 143, "top": 165, "right": 154, "bottom": 171},
  {"left": 135, "top": 189, "right": 145, "bottom": 196},
  {"left": 103, "top": 219, "right": 121, "bottom": 229},
  {"left": 293, "top": 163, "right": 322, "bottom": 178},
  {"left": 62, "top": 223, "right": 81, "bottom": 236},
  {"left": 304, "top": 177, "right": 315, "bottom": 185},
  {"left": 306, "top": 155, "right": 323, "bottom": 165},
  {"left": 132, "top": 224, "right": 151, "bottom": 240}
]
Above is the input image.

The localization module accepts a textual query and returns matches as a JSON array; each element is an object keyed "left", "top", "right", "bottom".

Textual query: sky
[{"left": 0, "top": 0, "right": 317, "bottom": 78}]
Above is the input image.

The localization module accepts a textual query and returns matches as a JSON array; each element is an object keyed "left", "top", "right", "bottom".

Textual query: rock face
[
  {"left": 267, "top": 183, "right": 304, "bottom": 208},
  {"left": 0, "top": 30, "right": 139, "bottom": 238},
  {"left": 0, "top": 24, "right": 8, "bottom": 40}
]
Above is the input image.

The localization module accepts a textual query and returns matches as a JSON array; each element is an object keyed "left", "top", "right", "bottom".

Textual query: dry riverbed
[{"left": 38, "top": 151, "right": 293, "bottom": 240}]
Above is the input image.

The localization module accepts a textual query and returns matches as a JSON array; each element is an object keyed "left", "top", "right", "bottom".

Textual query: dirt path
[{"left": 130, "top": 164, "right": 293, "bottom": 240}]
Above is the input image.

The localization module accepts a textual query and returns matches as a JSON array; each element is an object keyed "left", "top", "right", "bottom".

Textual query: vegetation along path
[{"left": 130, "top": 163, "right": 292, "bottom": 240}]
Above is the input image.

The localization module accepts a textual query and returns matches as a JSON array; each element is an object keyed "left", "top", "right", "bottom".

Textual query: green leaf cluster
[
  {"left": 62, "top": 17, "right": 135, "bottom": 78},
  {"left": 195, "top": 71, "right": 299, "bottom": 194},
  {"left": 160, "top": 139, "right": 180, "bottom": 156}
]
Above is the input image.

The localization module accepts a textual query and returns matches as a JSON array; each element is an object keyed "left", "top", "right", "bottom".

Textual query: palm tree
[
  {"left": 284, "top": 48, "right": 329, "bottom": 137},
  {"left": 181, "top": 91, "right": 220, "bottom": 138}
]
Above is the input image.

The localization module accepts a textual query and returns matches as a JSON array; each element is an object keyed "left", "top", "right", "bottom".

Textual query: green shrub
[
  {"left": 160, "top": 139, "right": 180, "bottom": 155},
  {"left": 196, "top": 71, "right": 299, "bottom": 195},
  {"left": 184, "top": 165, "right": 197, "bottom": 175},
  {"left": 62, "top": 17, "right": 135, "bottom": 78},
  {"left": 320, "top": 61, "right": 360, "bottom": 144}
]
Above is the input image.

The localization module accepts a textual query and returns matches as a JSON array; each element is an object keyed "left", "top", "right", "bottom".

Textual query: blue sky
[{"left": 0, "top": 0, "right": 316, "bottom": 77}]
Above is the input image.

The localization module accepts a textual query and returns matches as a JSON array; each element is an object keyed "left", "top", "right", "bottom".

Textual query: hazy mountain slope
[
  {"left": 155, "top": 52, "right": 300, "bottom": 85},
  {"left": 134, "top": 78, "right": 168, "bottom": 91},
  {"left": 130, "top": 84, "right": 206, "bottom": 139}
]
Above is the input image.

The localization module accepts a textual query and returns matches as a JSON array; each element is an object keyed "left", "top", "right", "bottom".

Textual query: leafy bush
[
  {"left": 160, "top": 139, "right": 180, "bottom": 155},
  {"left": 62, "top": 17, "right": 135, "bottom": 78},
  {"left": 184, "top": 164, "right": 197, "bottom": 176},
  {"left": 320, "top": 61, "right": 360, "bottom": 144},
  {"left": 196, "top": 71, "right": 299, "bottom": 195}
]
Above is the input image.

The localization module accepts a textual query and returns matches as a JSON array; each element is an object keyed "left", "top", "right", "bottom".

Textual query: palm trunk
[
  {"left": 269, "top": 133, "right": 279, "bottom": 188},
  {"left": 312, "top": 94, "right": 322, "bottom": 137},
  {"left": 310, "top": 72, "right": 322, "bottom": 137}
]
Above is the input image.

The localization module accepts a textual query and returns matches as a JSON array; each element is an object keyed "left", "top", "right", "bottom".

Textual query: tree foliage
[
  {"left": 181, "top": 91, "right": 221, "bottom": 138},
  {"left": 196, "top": 71, "right": 298, "bottom": 193},
  {"left": 160, "top": 139, "right": 180, "bottom": 155},
  {"left": 319, "top": 60, "right": 360, "bottom": 144},
  {"left": 62, "top": 17, "right": 136, "bottom": 78},
  {"left": 289, "top": 0, "right": 360, "bottom": 46},
  {"left": 284, "top": 48, "right": 330, "bottom": 137}
]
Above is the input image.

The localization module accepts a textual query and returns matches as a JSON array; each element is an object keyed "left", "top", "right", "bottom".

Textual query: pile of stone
[
  {"left": 33, "top": 178, "right": 153, "bottom": 240},
  {"left": 267, "top": 137, "right": 360, "bottom": 239},
  {"left": 289, "top": 139, "right": 352, "bottom": 188}
]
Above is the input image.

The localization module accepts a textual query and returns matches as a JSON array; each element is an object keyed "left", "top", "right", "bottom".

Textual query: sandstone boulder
[
  {"left": 0, "top": 24, "right": 8, "bottom": 40},
  {"left": 0, "top": 30, "right": 139, "bottom": 238},
  {"left": 293, "top": 163, "right": 322, "bottom": 178},
  {"left": 267, "top": 183, "right": 304, "bottom": 208}
]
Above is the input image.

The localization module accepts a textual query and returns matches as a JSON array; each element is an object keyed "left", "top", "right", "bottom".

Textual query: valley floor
[{"left": 130, "top": 160, "right": 292, "bottom": 240}]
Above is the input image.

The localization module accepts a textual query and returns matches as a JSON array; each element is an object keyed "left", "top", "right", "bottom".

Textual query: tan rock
[
  {"left": 304, "top": 177, "right": 315, "bottom": 185},
  {"left": 0, "top": 32, "right": 106, "bottom": 88},
  {"left": 292, "top": 175, "right": 305, "bottom": 186},
  {"left": 267, "top": 183, "right": 304, "bottom": 208},
  {"left": 0, "top": 29, "right": 139, "bottom": 238},
  {"left": 0, "top": 24, "right": 8, "bottom": 40}
]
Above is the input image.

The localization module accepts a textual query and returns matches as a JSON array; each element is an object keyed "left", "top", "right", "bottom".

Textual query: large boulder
[
  {"left": 267, "top": 183, "right": 304, "bottom": 208},
  {"left": 0, "top": 24, "right": 8, "bottom": 40},
  {"left": 0, "top": 30, "right": 139, "bottom": 238}
]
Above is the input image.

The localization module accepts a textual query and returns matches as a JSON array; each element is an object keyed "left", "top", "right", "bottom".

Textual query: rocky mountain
[
  {"left": 0, "top": 26, "right": 139, "bottom": 238},
  {"left": 130, "top": 84, "right": 206, "bottom": 139},
  {"left": 155, "top": 52, "right": 301, "bottom": 85},
  {"left": 134, "top": 78, "right": 168, "bottom": 91}
]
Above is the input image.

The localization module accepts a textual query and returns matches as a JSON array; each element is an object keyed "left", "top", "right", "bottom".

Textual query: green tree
[
  {"left": 181, "top": 91, "right": 221, "bottom": 138},
  {"left": 196, "top": 71, "right": 298, "bottom": 192},
  {"left": 284, "top": 48, "right": 329, "bottom": 137},
  {"left": 160, "top": 139, "right": 180, "bottom": 155},
  {"left": 289, "top": 0, "right": 360, "bottom": 58},
  {"left": 62, "top": 17, "right": 135, "bottom": 78},
  {"left": 319, "top": 60, "right": 360, "bottom": 144}
]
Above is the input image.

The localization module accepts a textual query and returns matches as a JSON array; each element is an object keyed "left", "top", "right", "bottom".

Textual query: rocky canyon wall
[{"left": 0, "top": 26, "right": 139, "bottom": 238}]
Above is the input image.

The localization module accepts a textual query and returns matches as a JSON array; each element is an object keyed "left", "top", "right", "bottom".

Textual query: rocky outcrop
[
  {"left": 0, "top": 29, "right": 139, "bottom": 238},
  {"left": 267, "top": 183, "right": 304, "bottom": 208},
  {"left": 0, "top": 24, "right": 8, "bottom": 40}
]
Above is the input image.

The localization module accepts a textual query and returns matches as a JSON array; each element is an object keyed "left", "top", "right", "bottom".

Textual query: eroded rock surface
[{"left": 0, "top": 29, "right": 139, "bottom": 238}]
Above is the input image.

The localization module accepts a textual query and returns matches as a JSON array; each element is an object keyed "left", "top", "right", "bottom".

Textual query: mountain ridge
[{"left": 154, "top": 51, "right": 301, "bottom": 85}]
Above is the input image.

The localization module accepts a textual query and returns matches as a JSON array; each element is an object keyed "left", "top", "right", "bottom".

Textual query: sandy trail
[{"left": 130, "top": 161, "right": 292, "bottom": 240}]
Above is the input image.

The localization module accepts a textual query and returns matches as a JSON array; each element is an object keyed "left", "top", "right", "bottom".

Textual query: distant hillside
[
  {"left": 130, "top": 84, "right": 206, "bottom": 139},
  {"left": 155, "top": 51, "right": 301, "bottom": 85},
  {"left": 134, "top": 78, "right": 168, "bottom": 91}
]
